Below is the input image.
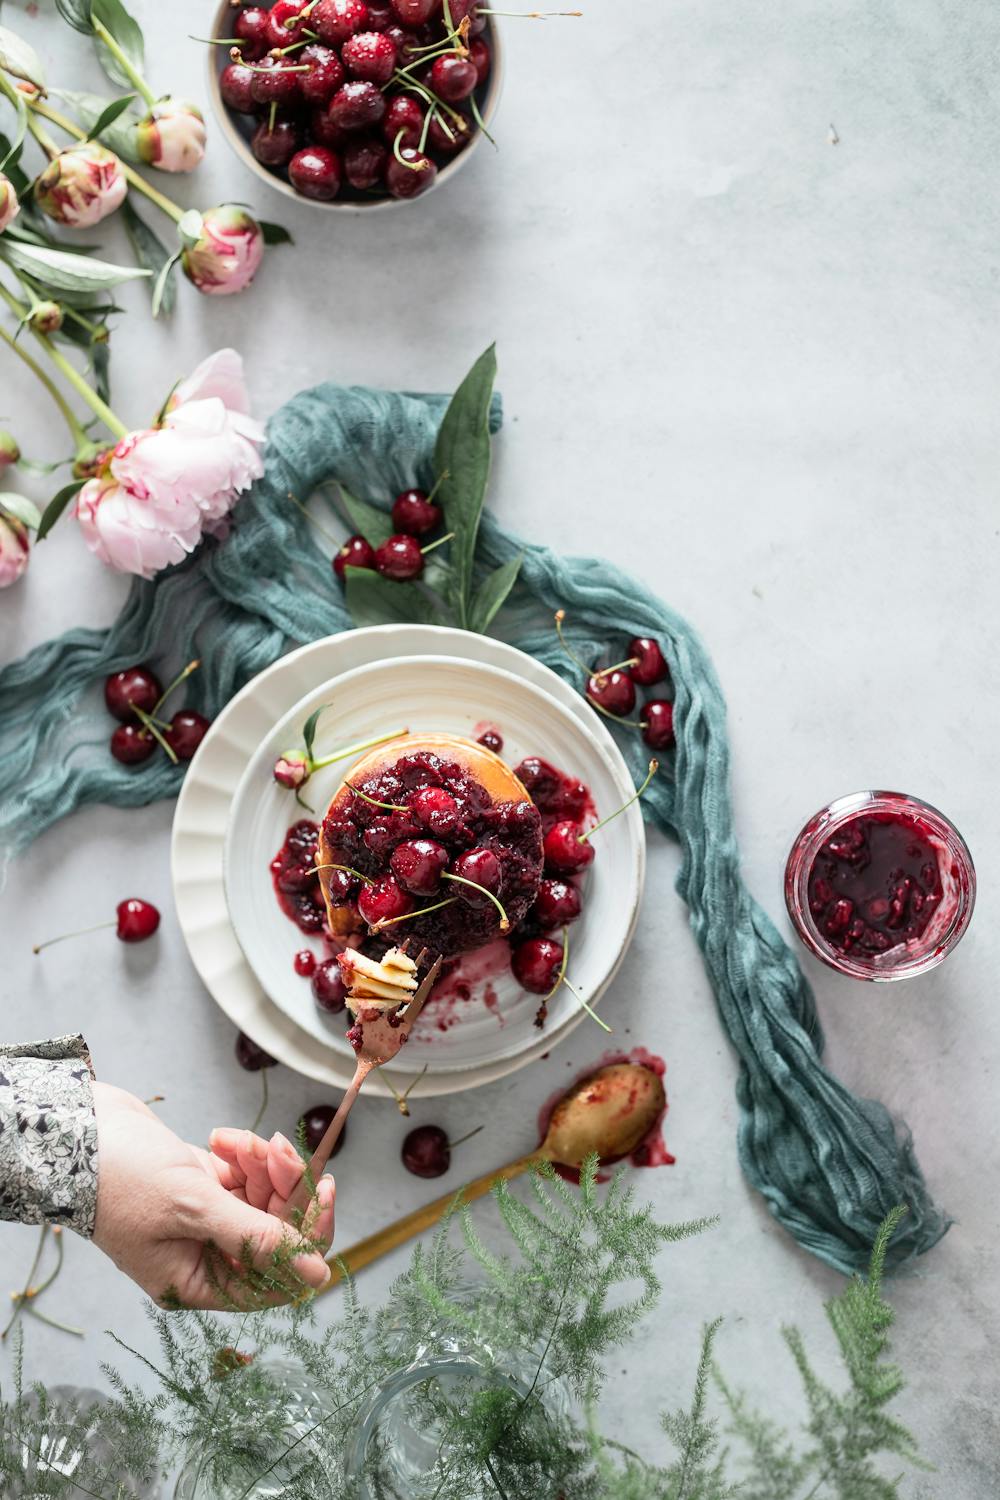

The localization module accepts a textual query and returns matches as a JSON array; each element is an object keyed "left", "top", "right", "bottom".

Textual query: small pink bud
[
  {"left": 136, "top": 99, "right": 207, "bottom": 174},
  {"left": 181, "top": 205, "right": 264, "bottom": 296},
  {"left": 34, "top": 143, "right": 127, "bottom": 229},
  {"left": 0, "top": 431, "right": 20, "bottom": 475},
  {"left": 29, "top": 300, "right": 63, "bottom": 334},
  {"left": 0, "top": 507, "right": 30, "bottom": 589},
  {"left": 273, "top": 749, "right": 311, "bottom": 789},
  {"left": 0, "top": 172, "right": 20, "bottom": 233}
]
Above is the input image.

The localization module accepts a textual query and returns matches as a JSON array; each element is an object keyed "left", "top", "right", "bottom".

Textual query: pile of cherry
[
  {"left": 104, "top": 662, "right": 211, "bottom": 767},
  {"left": 218, "top": 0, "right": 493, "bottom": 202}
]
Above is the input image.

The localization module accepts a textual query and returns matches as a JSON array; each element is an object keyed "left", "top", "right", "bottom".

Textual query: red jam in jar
[{"left": 785, "top": 792, "right": 975, "bottom": 981}]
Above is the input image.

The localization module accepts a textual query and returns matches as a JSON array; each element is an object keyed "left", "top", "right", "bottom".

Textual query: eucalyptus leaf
[
  {"left": 36, "top": 479, "right": 85, "bottom": 541},
  {"left": 150, "top": 249, "right": 180, "bottom": 319},
  {"left": 344, "top": 566, "right": 445, "bottom": 629},
  {"left": 301, "top": 703, "right": 331, "bottom": 759},
  {"left": 121, "top": 199, "right": 176, "bottom": 314},
  {"left": 433, "top": 343, "right": 496, "bottom": 628},
  {"left": 0, "top": 493, "right": 43, "bottom": 529},
  {"left": 260, "top": 220, "right": 293, "bottom": 246},
  {"left": 0, "top": 23, "right": 46, "bottom": 89},
  {"left": 0, "top": 239, "right": 151, "bottom": 292},
  {"left": 468, "top": 554, "right": 522, "bottom": 634},
  {"left": 90, "top": 0, "right": 145, "bottom": 91},
  {"left": 337, "top": 485, "right": 394, "bottom": 547},
  {"left": 54, "top": 89, "right": 143, "bottom": 161}
]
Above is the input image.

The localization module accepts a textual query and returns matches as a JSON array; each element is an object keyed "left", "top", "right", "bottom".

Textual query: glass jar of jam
[{"left": 784, "top": 791, "right": 975, "bottom": 981}]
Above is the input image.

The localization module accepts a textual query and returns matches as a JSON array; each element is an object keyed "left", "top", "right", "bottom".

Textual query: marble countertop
[{"left": 1, "top": 0, "right": 998, "bottom": 1492}]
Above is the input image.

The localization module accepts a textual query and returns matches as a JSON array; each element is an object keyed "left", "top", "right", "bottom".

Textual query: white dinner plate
[
  {"left": 222, "top": 655, "right": 644, "bottom": 1074},
  {"left": 171, "top": 626, "right": 646, "bottom": 1097}
]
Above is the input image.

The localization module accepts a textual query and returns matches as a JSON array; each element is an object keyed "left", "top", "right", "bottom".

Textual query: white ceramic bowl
[
  {"left": 206, "top": 1, "right": 504, "bottom": 212},
  {"left": 223, "top": 654, "right": 645, "bottom": 1074}
]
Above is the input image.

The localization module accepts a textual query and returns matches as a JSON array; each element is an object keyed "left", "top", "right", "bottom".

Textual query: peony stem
[
  {"left": 0, "top": 318, "right": 90, "bottom": 451},
  {"left": 28, "top": 98, "right": 185, "bottom": 223},
  {"left": 32, "top": 328, "right": 129, "bottom": 439},
  {"left": 91, "top": 18, "right": 158, "bottom": 108},
  {"left": 22, "top": 106, "right": 60, "bottom": 160}
]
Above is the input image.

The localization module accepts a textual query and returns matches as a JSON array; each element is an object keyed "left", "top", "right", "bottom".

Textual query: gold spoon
[{"left": 319, "top": 1062, "right": 666, "bottom": 1290}]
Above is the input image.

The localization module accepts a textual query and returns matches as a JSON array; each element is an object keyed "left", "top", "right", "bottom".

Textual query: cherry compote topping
[
  {"left": 271, "top": 820, "right": 327, "bottom": 933},
  {"left": 300, "top": 1101, "right": 347, "bottom": 1155},
  {"left": 806, "top": 813, "right": 943, "bottom": 956},
  {"left": 477, "top": 728, "right": 503, "bottom": 754}
]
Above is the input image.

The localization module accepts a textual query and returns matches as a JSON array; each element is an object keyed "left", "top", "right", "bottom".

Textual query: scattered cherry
[
  {"left": 116, "top": 898, "right": 161, "bottom": 942},
  {"left": 629, "top": 637, "right": 669, "bottom": 687},
  {"left": 385, "top": 147, "right": 437, "bottom": 198},
  {"left": 165, "top": 709, "right": 211, "bottom": 761},
  {"left": 375, "top": 533, "right": 423, "bottom": 580},
  {"left": 642, "top": 700, "right": 675, "bottom": 750},
  {"left": 300, "top": 1101, "right": 347, "bottom": 1156},
  {"left": 429, "top": 54, "right": 477, "bottom": 102},
  {"left": 511, "top": 936, "right": 564, "bottom": 994},
  {"left": 312, "top": 959, "right": 349, "bottom": 1011},
  {"left": 401, "top": 1123, "right": 450, "bottom": 1177},
  {"left": 477, "top": 728, "right": 503, "bottom": 754},
  {"left": 334, "top": 533, "right": 376, "bottom": 578},
  {"left": 533, "top": 878, "right": 582, "bottom": 928},
  {"left": 358, "top": 874, "right": 414, "bottom": 927},
  {"left": 110, "top": 722, "right": 156, "bottom": 765},
  {"left": 341, "top": 29, "right": 397, "bottom": 83},
  {"left": 543, "top": 821, "right": 595, "bottom": 875},
  {"left": 391, "top": 488, "right": 441, "bottom": 536},
  {"left": 289, "top": 145, "right": 342, "bottom": 199},
  {"left": 587, "top": 669, "right": 636, "bottom": 717},
  {"left": 294, "top": 949, "right": 317, "bottom": 977},
  {"left": 390, "top": 837, "right": 449, "bottom": 895},
  {"left": 104, "top": 665, "right": 162, "bottom": 722},
  {"left": 235, "top": 1031, "right": 278, "bottom": 1070}
]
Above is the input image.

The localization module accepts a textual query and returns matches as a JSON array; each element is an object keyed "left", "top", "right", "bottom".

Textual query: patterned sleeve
[{"left": 0, "top": 1035, "right": 98, "bottom": 1239}]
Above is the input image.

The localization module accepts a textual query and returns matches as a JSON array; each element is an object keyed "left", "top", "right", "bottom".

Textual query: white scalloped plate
[{"left": 171, "top": 626, "right": 646, "bottom": 1097}]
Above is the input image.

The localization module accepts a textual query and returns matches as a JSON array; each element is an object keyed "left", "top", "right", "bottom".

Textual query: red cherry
[
  {"left": 429, "top": 54, "right": 477, "bottom": 102},
  {"left": 448, "top": 847, "right": 500, "bottom": 905},
  {"left": 382, "top": 95, "right": 424, "bottom": 151},
  {"left": 391, "top": 0, "right": 438, "bottom": 21},
  {"left": 104, "top": 665, "right": 162, "bottom": 722},
  {"left": 165, "top": 709, "right": 210, "bottom": 762},
  {"left": 468, "top": 35, "right": 490, "bottom": 85},
  {"left": 328, "top": 79, "right": 386, "bottom": 132},
  {"left": 343, "top": 135, "right": 388, "bottom": 189},
  {"left": 249, "top": 54, "right": 303, "bottom": 106},
  {"left": 341, "top": 29, "right": 397, "bottom": 84},
  {"left": 252, "top": 118, "right": 301, "bottom": 167},
  {"left": 312, "top": 959, "right": 349, "bottom": 1011},
  {"left": 311, "top": 0, "right": 369, "bottom": 46},
  {"left": 385, "top": 147, "right": 436, "bottom": 199},
  {"left": 300, "top": 1101, "right": 347, "bottom": 1155},
  {"left": 294, "top": 949, "right": 317, "bottom": 977},
  {"left": 233, "top": 4, "right": 270, "bottom": 58},
  {"left": 401, "top": 1123, "right": 450, "bottom": 1177},
  {"left": 235, "top": 1031, "right": 278, "bottom": 1070},
  {"left": 477, "top": 728, "right": 503, "bottom": 754},
  {"left": 289, "top": 145, "right": 342, "bottom": 200},
  {"left": 533, "top": 878, "right": 582, "bottom": 928},
  {"left": 299, "top": 43, "right": 346, "bottom": 104},
  {"left": 265, "top": 0, "right": 310, "bottom": 47},
  {"left": 366, "top": 0, "right": 395, "bottom": 26},
  {"left": 391, "top": 488, "right": 441, "bottom": 536},
  {"left": 642, "top": 700, "right": 675, "bottom": 750},
  {"left": 115, "top": 898, "right": 161, "bottom": 942},
  {"left": 426, "top": 110, "right": 471, "bottom": 154},
  {"left": 586, "top": 669, "right": 636, "bottom": 717},
  {"left": 375, "top": 533, "right": 423, "bottom": 580},
  {"left": 334, "top": 533, "right": 376, "bottom": 578},
  {"left": 220, "top": 60, "right": 256, "bottom": 112},
  {"left": 358, "top": 875, "right": 413, "bottom": 927},
  {"left": 310, "top": 101, "right": 353, "bottom": 148},
  {"left": 543, "top": 821, "right": 595, "bottom": 875},
  {"left": 628, "top": 637, "right": 669, "bottom": 686},
  {"left": 110, "top": 722, "right": 156, "bottom": 765},
  {"left": 511, "top": 936, "right": 564, "bottom": 995},
  {"left": 390, "top": 837, "right": 449, "bottom": 895},
  {"left": 409, "top": 785, "right": 461, "bottom": 836}
]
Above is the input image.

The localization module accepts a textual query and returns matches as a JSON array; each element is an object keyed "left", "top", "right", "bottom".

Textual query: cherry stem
[
  {"left": 250, "top": 1067, "right": 269, "bottom": 1134},
  {"left": 151, "top": 657, "right": 200, "bottom": 718},
  {"left": 585, "top": 693, "right": 644, "bottom": 729},
  {"left": 424, "top": 470, "right": 449, "bottom": 504},
  {"left": 469, "top": 93, "right": 496, "bottom": 148},
  {"left": 344, "top": 783, "right": 409, "bottom": 813},
  {"left": 553, "top": 609, "right": 588, "bottom": 672},
  {"left": 392, "top": 128, "right": 429, "bottom": 170},
  {"left": 544, "top": 925, "right": 570, "bottom": 1001},
  {"left": 311, "top": 727, "right": 409, "bottom": 772},
  {"left": 476, "top": 7, "right": 583, "bottom": 14},
  {"left": 1, "top": 1224, "right": 47, "bottom": 1341},
  {"left": 441, "top": 872, "right": 510, "bottom": 931},
  {"left": 578, "top": 760, "right": 658, "bottom": 843},
  {"left": 421, "top": 530, "right": 454, "bottom": 556},
  {"left": 134, "top": 705, "right": 179, "bottom": 765},
  {"left": 391, "top": 72, "right": 466, "bottom": 129},
  {"left": 307, "top": 862, "right": 373, "bottom": 886},
  {"left": 447, "top": 1123, "right": 485, "bottom": 1150},
  {"left": 373, "top": 895, "right": 458, "bottom": 931},
  {"left": 562, "top": 973, "right": 612, "bottom": 1034},
  {"left": 33, "top": 919, "right": 115, "bottom": 954},
  {"left": 287, "top": 488, "right": 340, "bottom": 547},
  {"left": 92, "top": 17, "right": 157, "bottom": 107},
  {"left": 385, "top": 1061, "right": 429, "bottom": 1114},
  {"left": 593, "top": 656, "right": 639, "bottom": 678}
]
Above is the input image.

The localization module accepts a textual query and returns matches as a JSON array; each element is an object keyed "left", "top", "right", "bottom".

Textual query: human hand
[{"left": 92, "top": 1083, "right": 334, "bottom": 1309}]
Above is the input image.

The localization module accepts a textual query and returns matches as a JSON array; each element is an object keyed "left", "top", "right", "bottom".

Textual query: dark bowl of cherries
[{"left": 208, "top": 0, "right": 502, "bottom": 207}]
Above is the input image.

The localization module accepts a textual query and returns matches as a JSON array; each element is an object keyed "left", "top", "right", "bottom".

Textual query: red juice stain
[{"left": 536, "top": 1046, "right": 673, "bottom": 1184}]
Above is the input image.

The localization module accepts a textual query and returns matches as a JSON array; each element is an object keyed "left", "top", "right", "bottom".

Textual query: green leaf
[
  {"left": 86, "top": 92, "right": 137, "bottom": 141},
  {"left": 468, "top": 554, "right": 522, "bottom": 634},
  {"left": 344, "top": 566, "right": 446, "bottom": 629},
  {"left": 0, "top": 23, "right": 46, "bottom": 89},
  {"left": 36, "top": 479, "right": 85, "bottom": 541},
  {"left": 0, "top": 132, "right": 29, "bottom": 192},
  {"left": 433, "top": 343, "right": 496, "bottom": 628},
  {"left": 337, "top": 485, "right": 394, "bottom": 547},
  {"left": 150, "top": 249, "right": 181, "bottom": 319},
  {"left": 90, "top": 0, "right": 145, "bottom": 91},
  {"left": 121, "top": 200, "right": 176, "bottom": 315},
  {"left": 301, "top": 702, "right": 331, "bottom": 759},
  {"left": 0, "top": 240, "right": 151, "bottom": 293},
  {"left": 54, "top": 89, "right": 144, "bottom": 161},
  {"left": 55, "top": 0, "right": 92, "bottom": 32},
  {"left": 0, "top": 492, "right": 43, "bottom": 530},
  {"left": 0, "top": 88, "right": 26, "bottom": 171},
  {"left": 259, "top": 220, "right": 293, "bottom": 246}
]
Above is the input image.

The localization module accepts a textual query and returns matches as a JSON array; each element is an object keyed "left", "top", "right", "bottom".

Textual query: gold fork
[{"left": 282, "top": 951, "right": 442, "bottom": 1224}]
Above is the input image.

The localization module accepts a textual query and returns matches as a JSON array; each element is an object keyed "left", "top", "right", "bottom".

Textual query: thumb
[{"left": 198, "top": 1184, "right": 332, "bottom": 1294}]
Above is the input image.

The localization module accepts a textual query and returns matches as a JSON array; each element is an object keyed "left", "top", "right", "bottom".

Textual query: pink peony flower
[
  {"left": 34, "top": 142, "right": 128, "bottom": 228},
  {"left": 273, "top": 750, "right": 310, "bottom": 789},
  {"left": 136, "top": 99, "right": 207, "bottom": 174},
  {"left": 74, "top": 349, "right": 265, "bottom": 579},
  {"left": 0, "top": 172, "right": 19, "bottom": 233},
  {"left": 181, "top": 205, "right": 264, "bottom": 296},
  {"left": 0, "top": 508, "right": 30, "bottom": 588}
]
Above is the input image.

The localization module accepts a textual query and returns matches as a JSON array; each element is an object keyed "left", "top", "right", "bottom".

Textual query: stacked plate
[{"left": 171, "top": 625, "right": 646, "bottom": 1097}]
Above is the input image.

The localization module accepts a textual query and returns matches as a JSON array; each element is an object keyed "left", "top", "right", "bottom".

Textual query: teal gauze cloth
[{"left": 0, "top": 382, "right": 950, "bottom": 1276}]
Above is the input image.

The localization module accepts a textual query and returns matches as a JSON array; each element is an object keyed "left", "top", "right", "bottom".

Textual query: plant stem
[
  {"left": 562, "top": 972, "right": 612, "bottom": 1032},
  {"left": 91, "top": 18, "right": 158, "bottom": 107},
  {"left": 151, "top": 658, "right": 201, "bottom": 717},
  {"left": 0, "top": 318, "right": 89, "bottom": 451},
  {"left": 28, "top": 98, "right": 185, "bottom": 223},
  {"left": 23, "top": 107, "right": 61, "bottom": 160}
]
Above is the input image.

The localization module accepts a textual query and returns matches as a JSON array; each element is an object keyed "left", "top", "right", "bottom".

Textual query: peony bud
[
  {"left": 0, "top": 508, "right": 30, "bottom": 589},
  {"left": 136, "top": 99, "right": 207, "bottom": 174},
  {"left": 273, "top": 749, "right": 311, "bottom": 789},
  {"left": 181, "top": 205, "right": 264, "bottom": 297},
  {"left": 0, "top": 172, "right": 20, "bottom": 233},
  {"left": 0, "top": 431, "right": 20, "bottom": 475},
  {"left": 35, "top": 143, "right": 128, "bottom": 229},
  {"left": 29, "top": 300, "right": 63, "bottom": 334}
]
